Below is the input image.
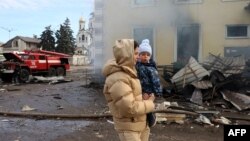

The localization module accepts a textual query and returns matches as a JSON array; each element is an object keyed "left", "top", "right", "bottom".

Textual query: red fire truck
[{"left": 0, "top": 50, "right": 70, "bottom": 83}]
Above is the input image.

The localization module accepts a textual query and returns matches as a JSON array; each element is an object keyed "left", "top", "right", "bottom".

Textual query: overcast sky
[{"left": 0, "top": 0, "right": 94, "bottom": 43}]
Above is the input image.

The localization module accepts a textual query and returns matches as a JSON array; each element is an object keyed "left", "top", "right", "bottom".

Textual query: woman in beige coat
[{"left": 102, "top": 39, "right": 155, "bottom": 141}]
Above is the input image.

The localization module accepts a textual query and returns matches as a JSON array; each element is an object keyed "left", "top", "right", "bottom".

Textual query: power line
[{"left": 0, "top": 26, "right": 16, "bottom": 40}]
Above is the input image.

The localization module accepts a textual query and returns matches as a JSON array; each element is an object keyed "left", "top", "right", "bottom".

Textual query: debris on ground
[
  {"left": 21, "top": 105, "right": 36, "bottom": 112},
  {"left": 157, "top": 54, "right": 250, "bottom": 126},
  {"left": 31, "top": 76, "right": 72, "bottom": 84}
]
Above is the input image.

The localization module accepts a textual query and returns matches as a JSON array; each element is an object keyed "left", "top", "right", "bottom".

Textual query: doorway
[{"left": 177, "top": 24, "right": 200, "bottom": 65}]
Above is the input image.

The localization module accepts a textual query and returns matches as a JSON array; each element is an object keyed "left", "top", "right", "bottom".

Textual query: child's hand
[
  {"left": 142, "top": 93, "right": 150, "bottom": 100},
  {"left": 143, "top": 93, "right": 155, "bottom": 101},
  {"left": 148, "top": 93, "right": 155, "bottom": 102}
]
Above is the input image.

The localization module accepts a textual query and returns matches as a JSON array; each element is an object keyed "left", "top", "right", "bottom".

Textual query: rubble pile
[{"left": 158, "top": 54, "right": 250, "bottom": 126}]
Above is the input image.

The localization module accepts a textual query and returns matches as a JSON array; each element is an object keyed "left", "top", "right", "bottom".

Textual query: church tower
[
  {"left": 74, "top": 16, "right": 93, "bottom": 65},
  {"left": 79, "top": 16, "right": 85, "bottom": 30},
  {"left": 76, "top": 16, "right": 90, "bottom": 53}
]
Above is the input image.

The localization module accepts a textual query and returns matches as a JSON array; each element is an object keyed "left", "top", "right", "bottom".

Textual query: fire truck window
[
  {"left": 39, "top": 56, "right": 46, "bottom": 60},
  {"left": 28, "top": 55, "right": 35, "bottom": 60},
  {"left": 23, "top": 55, "right": 29, "bottom": 60}
]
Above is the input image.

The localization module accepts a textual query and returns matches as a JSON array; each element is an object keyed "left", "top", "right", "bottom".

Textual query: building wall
[
  {"left": 0, "top": 42, "right": 3, "bottom": 53},
  {"left": 0, "top": 47, "right": 3, "bottom": 54},
  {"left": 2, "top": 36, "right": 40, "bottom": 53},
  {"left": 100, "top": 0, "right": 178, "bottom": 65},
  {"left": 94, "top": 0, "right": 250, "bottom": 67},
  {"left": 10, "top": 38, "right": 38, "bottom": 51},
  {"left": 196, "top": 0, "right": 250, "bottom": 59}
]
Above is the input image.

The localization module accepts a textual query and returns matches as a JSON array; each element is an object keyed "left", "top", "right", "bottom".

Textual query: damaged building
[
  {"left": 92, "top": 0, "right": 250, "bottom": 82},
  {"left": 89, "top": 0, "right": 250, "bottom": 124}
]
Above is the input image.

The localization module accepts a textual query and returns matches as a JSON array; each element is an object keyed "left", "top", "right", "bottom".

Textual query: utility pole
[{"left": 0, "top": 26, "right": 15, "bottom": 40}]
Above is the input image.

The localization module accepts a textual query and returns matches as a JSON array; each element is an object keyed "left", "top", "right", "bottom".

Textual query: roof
[
  {"left": 2, "top": 36, "right": 41, "bottom": 47},
  {"left": 18, "top": 36, "right": 41, "bottom": 43}
]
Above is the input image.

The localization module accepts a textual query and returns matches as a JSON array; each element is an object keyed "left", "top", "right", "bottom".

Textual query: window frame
[
  {"left": 174, "top": 0, "right": 203, "bottom": 4},
  {"left": 132, "top": 0, "right": 156, "bottom": 7},
  {"left": 28, "top": 55, "right": 35, "bottom": 60},
  {"left": 39, "top": 55, "right": 46, "bottom": 60},
  {"left": 82, "top": 35, "right": 85, "bottom": 41},
  {"left": 226, "top": 24, "right": 250, "bottom": 39}
]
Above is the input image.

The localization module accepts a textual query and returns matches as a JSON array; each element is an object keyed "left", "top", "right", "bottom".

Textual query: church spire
[{"left": 79, "top": 16, "right": 85, "bottom": 30}]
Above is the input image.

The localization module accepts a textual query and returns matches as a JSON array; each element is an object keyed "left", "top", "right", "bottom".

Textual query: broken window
[
  {"left": 226, "top": 25, "right": 249, "bottom": 38},
  {"left": 177, "top": 24, "right": 200, "bottom": 63}
]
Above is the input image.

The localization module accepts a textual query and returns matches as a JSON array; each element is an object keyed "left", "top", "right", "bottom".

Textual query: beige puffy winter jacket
[{"left": 102, "top": 39, "right": 155, "bottom": 132}]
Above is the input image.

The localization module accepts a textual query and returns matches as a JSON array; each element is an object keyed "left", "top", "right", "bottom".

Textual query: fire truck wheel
[
  {"left": 48, "top": 68, "right": 57, "bottom": 76},
  {"left": 56, "top": 67, "right": 65, "bottom": 76},
  {"left": 19, "top": 69, "right": 30, "bottom": 82}
]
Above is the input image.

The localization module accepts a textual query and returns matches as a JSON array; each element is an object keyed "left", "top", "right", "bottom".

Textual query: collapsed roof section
[{"left": 202, "top": 53, "right": 246, "bottom": 77}]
